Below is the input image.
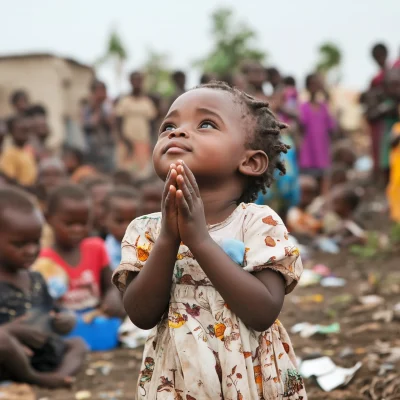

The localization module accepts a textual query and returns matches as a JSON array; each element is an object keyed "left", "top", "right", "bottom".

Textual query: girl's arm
[
  {"left": 175, "top": 162, "right": 287, "bottom": 332},
  {"left": 123, "top": 236, "right": 180, "bottom": 329},
  {"left": 122, "top": 166, "right": 181, "bottom": 330}
]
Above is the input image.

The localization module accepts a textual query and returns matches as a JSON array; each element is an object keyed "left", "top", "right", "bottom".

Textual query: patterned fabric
[
  {"left": 0, "top": 271, "right": 54, "bottom": 324},
  {"left": 113, "top": 203, "right": 306, "bottom": 399}
]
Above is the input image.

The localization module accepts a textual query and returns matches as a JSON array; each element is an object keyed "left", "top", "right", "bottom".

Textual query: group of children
[
  {"left": 0, "top": 46, "right": 399, "bottom": 397},
  {"left": 0, "top": 156, "right": 163, "bottom": 387}
]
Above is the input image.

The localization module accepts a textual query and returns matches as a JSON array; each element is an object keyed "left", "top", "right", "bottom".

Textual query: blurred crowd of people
[{"left": 0, "top": 41, "right": 399, "bottom": 388}]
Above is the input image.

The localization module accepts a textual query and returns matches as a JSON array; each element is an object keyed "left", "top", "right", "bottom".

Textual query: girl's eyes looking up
[{"left": 160, "top": 120, "right": 217, "bottom": 135}]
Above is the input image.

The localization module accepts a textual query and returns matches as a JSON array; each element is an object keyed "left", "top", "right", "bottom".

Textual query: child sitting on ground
[
  {"left": 105, "top": 186, "right": 139, "bottom": 270},
  {"left": 83, "top": 177, "right": 113, "bottom": 239},
  {"left": 137, "top": 178, "right": 164, "bottom": 216},
  {"left": 62, "top": 146, "right": 97, "bottom": 184},
  {"left": 27, "top": 105, "right": 52, "bottom": 162},
  {"left": 308, "top": 163, "right": 349, "bottom": 218},
  {"left": 287, "top": 175, "right": 322, "bottom": 239},
  {"left": 323, "top": 184, "right": 366, "bottom": 247},
  {"left": 32, "top": 183, "right": 124, "bottom": 319},
  {"left": 0, "top": 186, "right": 86, "bottom": 388},
  {"left": 0, "top": 115, "right": 37, "bottom": 187},
  {"left": 36, "top": 158, "right": 67, "bottom": 211}
]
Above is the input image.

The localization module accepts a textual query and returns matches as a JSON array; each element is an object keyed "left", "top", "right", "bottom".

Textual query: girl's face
[
  {"left": 48, "top": 198, "right": 91, "bottom": 249},
  {"left": 153, "top": 89, "right": 248, "bottom": 183}
]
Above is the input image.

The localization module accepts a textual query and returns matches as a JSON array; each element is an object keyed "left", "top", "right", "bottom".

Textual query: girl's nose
[{"left": 168, "top": 128, "right": 189, "bottom": 139}]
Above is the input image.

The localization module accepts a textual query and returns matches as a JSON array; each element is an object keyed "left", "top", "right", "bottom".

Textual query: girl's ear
[{"left": 238, "top": 150, "right": 269, "bottom": 177}]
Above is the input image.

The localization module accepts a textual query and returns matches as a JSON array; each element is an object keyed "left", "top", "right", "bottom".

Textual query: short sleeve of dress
[
  {"left": 112, "top": 213, "right": 161, "bottom": 292},
  {"left": 242, "top": 205, "right": 303, "bottom": 294}
]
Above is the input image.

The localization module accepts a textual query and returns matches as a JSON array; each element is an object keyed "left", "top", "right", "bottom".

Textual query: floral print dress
[{"left": 113, "top": 203, "right": 306, "bottom": 400}]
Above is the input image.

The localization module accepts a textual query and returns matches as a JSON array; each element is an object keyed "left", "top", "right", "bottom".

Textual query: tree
[
  {"left": 196, "top": 7, "right": 266, "bottom": 76},
  {"left": 315, "top": 42, "right": 342, "bottom": 83},
  {"left": 96, "top": 29, "right": 128, "bottom": 91},
  {"left": 142, "top": 49, "right": 174, "bottom": 97}
]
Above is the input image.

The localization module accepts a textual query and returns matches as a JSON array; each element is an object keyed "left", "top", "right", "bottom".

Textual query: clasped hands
[{"left": 161, "top": 160, "right": 209, "bottom": 249}]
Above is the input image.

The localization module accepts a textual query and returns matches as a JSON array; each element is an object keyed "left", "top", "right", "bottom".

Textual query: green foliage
[
  {"left": 390, "top": 223, "right": 400, "bottom": 244},
  {"left": 142, "top": 49, "right": 174, "bottom": 97},
  {"left": 316, "top": 42, "right": 342, "bottom": 74},
  {"left": 96, "top": 30, "right": 128, "bottom": 66},
  {"left": 195, "top": 7, "right": 266, "bottom": 75},
  {"left": 350, "top": 232, "right": 380, "bottom": 259}
]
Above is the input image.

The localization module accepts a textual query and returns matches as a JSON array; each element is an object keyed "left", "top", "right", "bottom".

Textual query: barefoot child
[
  {"left": 113, "top": 82, "right": 306, "bottom": 399},
  {"left": 0, "top": 187, "right": 86, "bottom": 388}
]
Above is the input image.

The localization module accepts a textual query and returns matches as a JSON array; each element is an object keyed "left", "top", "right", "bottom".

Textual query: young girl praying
[{"left": 113, "top": 82, "right": 306, "bottom": 399}]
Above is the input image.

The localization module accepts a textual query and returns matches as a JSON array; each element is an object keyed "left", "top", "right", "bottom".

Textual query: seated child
[
  {"left": 112, "top": 169, "right": 136, "bottom": 187},
  {"left": 105, "top": 186, "right": 139, "bottom": 270},
  {"left": 137, "top": 178, "right": 163, "bottom": 216},
  {"left": 387, "top": 121, "right": 400, "bottom": 222},
  {"left": 36, "top": 157, "right": 67, "bottom": 210},
  {"left": 26, "top": 105, "right": 52, "bottom": 162},
  {"left": 62, "top": 146, "right": 97, "bottom": 184},
  {"left": 323, "top": 184, "right": 366, "bottom": 246},
  {"left": 32, "top": 183, "right": 124, "bottom": 318},
  {"left": 0, "top": 115, "right": 37, "bottom": 187},
  {"left": 83, "top": 176, "right": 113, "bottom": 239},
  {"left": 287, "top": 175, "right": 322, "bottom": 238},
  {"left": 0, "top": 186, "right": 86, "bottom": 388},
  {"left": 307, "top": 163, "right": 348, "bottom": 218},
  {"left": 36, "top": 158, "right": 68, "bottom": 249}
]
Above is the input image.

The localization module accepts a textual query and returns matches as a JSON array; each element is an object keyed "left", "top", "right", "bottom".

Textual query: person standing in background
[
  {"left": 9, "top": 90, "right": 30, "bottom": 116},
  {"left": 169, "top": 70, "right": 186, "bottom": 106},
  {"left": 115, "top": 71, "right": 157, "bottom": 177},
  {"left": 365, "top": 43, "right": 390, "bottom": 181},
  {"left": 81, "top": 80, "right": 115, "bottom": 174},
  {"left": 299, "top": 73, "right": 336, "bottom": 191},
  {"left": 0, "top": 115, "right": 37, "bottom": 187}
]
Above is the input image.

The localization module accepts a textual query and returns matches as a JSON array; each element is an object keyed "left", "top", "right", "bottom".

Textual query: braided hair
[{"left": 193, "top": 81, "right": 289, "bottom": 203}]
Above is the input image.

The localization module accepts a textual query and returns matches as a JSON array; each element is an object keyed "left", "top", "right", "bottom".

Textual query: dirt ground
[{"left": 33, "top": 205, "right": 400, "bottom": 399}]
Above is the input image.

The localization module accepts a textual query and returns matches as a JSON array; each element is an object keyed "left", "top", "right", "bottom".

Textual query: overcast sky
[{"left": 1, "top": 0, "right": 399, "bottom": 95}]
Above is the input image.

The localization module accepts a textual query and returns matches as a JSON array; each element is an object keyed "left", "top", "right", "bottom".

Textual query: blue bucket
[{"left": 66, "top": 312, "right": 121, "bottom": 351}]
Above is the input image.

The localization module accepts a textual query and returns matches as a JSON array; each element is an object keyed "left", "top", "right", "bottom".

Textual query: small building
[{"left": 0, "top": 53, "right": 94, "bottom": 149}]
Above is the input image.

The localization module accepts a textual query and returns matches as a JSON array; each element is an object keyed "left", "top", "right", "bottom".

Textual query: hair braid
[{"left": 193, "top": 81, "right": 290, "bottom": 203}]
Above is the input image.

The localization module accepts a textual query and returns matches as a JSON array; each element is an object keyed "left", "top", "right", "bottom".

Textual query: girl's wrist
[
  {"left": 158, "top": 231, "right": 181, "bottom": 249},
  {"left": 185, "top": 234, "right": 213, "bottom": 256}
]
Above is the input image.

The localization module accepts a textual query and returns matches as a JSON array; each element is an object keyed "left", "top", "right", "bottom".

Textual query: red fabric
[
  {"left": 40, "top": 238, "right": 109, "bottom": 311},
  {"left": 371, "top": 70, "right": 385, "bottom": 87},
  {"left": 369, "top": 120, "right": 384, "bottom": 172}
]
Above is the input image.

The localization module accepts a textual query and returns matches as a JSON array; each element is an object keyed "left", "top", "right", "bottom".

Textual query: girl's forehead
[{"left": 168, "top": 88, "right": 242, "bottom": 118}]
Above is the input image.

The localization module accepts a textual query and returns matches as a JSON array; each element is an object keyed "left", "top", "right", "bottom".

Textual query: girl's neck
[{"left": 199, "top": 184, "right": 241, "bottom": 225}]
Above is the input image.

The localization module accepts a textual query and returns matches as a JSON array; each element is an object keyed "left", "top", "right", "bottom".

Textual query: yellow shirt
[
  {"left": 387, "top": 122, "right": 400, "bottom": 222},
  {"left": 0, "top": 145, "right": 37, "bottom": 186},
  {"left": 115, "top": 95, "right": 156, "bottom": 143}
]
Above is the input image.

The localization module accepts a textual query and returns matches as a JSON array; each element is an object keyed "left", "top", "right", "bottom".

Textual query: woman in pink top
[{"left": 299, "top": 74, "right": 335, "bottom": 181}]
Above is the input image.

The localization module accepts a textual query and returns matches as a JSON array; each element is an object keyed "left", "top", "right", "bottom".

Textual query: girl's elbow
[
  {"left": 128, "top": 316, "right": 157, "bottom": 330},
  {"left": 249, "top": 317, "right": 276, "bottom": 332}
]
